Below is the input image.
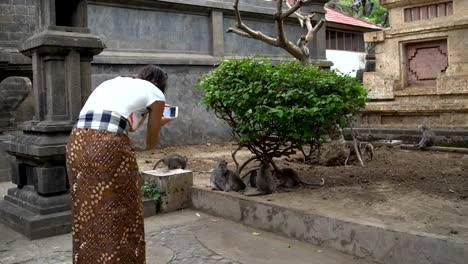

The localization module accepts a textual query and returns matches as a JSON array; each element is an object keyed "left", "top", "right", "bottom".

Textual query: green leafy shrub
[
  {"left": 197, "top": 58, "right": 367, "bottom": 165},
  {"left": 141, "top": 181, "right": 161, "bottom": 201}
]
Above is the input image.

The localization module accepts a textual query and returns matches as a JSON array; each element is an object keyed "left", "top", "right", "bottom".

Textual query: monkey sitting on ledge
[
  {"left": 345, "top": 141, "right": 374, "bottom": 166},
  {"left": 210, "top": 160, "right": 246, "bottom": 192},
  {"left": 415, "top": 125, "right": 435, "bottom": 150},
  {"left": 153, "top": 154, "right": 188, "bottom": 170}
]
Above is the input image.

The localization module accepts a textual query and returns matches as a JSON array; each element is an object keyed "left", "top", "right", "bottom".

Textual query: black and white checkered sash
[{"left": 75, "top": 110, "right": 130, "bottom": 134}]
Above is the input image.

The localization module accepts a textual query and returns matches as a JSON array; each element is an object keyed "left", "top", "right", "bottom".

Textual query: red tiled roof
[{"left": 325, "top": 6, "right": 384, "bottom": 30}]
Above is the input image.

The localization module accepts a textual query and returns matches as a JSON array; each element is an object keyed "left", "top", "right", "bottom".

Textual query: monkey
[
  {"left": 210, "top": 161, "right": 227, "bottom": 191},
  {"left": 245, "top": 163, "right": 275, "bottom": 196},
  {"left": 273, "top": 168, "right": 325, "bottom": 189},
  {"left": 248, "top": 169, "right": 258, "bottom": 188},
  {"left": 363, "top": 142, "right": 374, "bottom": 161},
  {"left": 415, "top": 125, "right": 435, "bottom": 150},
  {"left": 153, "top": 154, "right": 188, "bottom": 170},
  {"left": 350, "top": 0, "right": 362, "bottom": 15},
  {"left": 297, "top": 36, "right": 310, "bottom": 58},
  {"left": 210, "top": 160, "right": 246, "bottom": 192},
  {"left": 345, "top": 142, "right": 374, "bottom": 165},
  {"left": 364, "top": 2, "right": 374, "bottom": 16}
]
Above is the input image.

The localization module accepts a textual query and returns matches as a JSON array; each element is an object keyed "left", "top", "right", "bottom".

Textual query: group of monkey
[
  {"left": 210, "top": 160, "right": 325, "bottom": 196},
  {"left": 152, "top": 126, "right": 434, "bottom": 196},
  {"left": 152, "top": 153, "right": 324, "bottom": 196}
]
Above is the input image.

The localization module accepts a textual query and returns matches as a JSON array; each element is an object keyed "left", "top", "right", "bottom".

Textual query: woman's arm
[{"left": 146, "top": 101, "right": 172, "bottom": 149}]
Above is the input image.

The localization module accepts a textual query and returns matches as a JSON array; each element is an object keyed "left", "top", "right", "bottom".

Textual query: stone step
[
  {"left": 190, "top": 186, "right": 468, "bottom": 264},
  {"left": 0, "top": 199, "right": 71, "bottom": 240}
]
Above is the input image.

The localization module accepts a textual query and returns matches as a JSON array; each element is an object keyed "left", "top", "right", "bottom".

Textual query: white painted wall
[{"left": 326, "top": 50, "right": 366, "bottom": 77}]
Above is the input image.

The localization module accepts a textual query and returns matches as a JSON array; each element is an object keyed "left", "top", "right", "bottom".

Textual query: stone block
[
  {"left": 363, "top": 72, "right": 395, "bottom": 100},
  {"left": 142, "top": 169, "right": 193, "bottom": 214},
  {"left": 14, "top": 5, "right": 28, "bottom": 15},
  {"left": 4, "top": 186, "right": 70, "bottom": 214},
  {"left": 143, "top": 198, "right": 158, "bottom": 218},
  {"left": 33, "top": 167, "right": 67, "bottom": 195},
  {"left": 0, "top": 199, "right": 71, "bottom": 240},
  {"left": 437, "top": 73, "right": 468, "bottom": 95},
  {"left": 12, "top": 0, "right": 27, "bottom": 5},
  {"left": 0, "top": 134, "right": 13, "bottom": 182},
  {"left": 364, "top": 31, "right": 385, "bottom": 43}
]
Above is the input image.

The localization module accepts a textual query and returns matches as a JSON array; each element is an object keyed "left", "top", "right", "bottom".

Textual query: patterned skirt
[{"left": 66, "top": 128, "right": 145, "bottom": 264}]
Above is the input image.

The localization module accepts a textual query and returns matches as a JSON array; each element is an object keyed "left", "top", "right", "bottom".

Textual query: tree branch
[
  {"left": 232, "top": 145, "right": 243, "bottom": 172},
  {"left": 346, "top": 116, "right": 365, "bottom": 167},
  {"left": 304, "top": 17, "right": 325, "bottom": 44},
  {"left": 238, "top": 156, "right": 258, "bottom": 175},
  {"left": 226, "top": 28, "right": 253, "bottom": 39},
  {"left": 282, "top": 0, "right": 312, "bottom": 19},
  {"left": 228, "top": 0, "right": 279, "bottom": 47},
  {"left": 285, "top": 0, "right": 306, "bottom": 24}
]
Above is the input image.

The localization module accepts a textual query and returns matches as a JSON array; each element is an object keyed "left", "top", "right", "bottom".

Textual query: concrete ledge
[
  {"left": 344, "top": 128, "right": 468, "bottom": 148},
  {"left": 191, "top": 187, "right": 468, "bottom": 264},
  {"left": 400, "top": 144, "right": 468, "bottom": 154}
]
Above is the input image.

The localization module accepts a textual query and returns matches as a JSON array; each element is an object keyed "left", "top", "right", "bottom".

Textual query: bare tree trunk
[
  {"left": 347, "top": 118, "right": 364, "bottom": 167},
  {"left": 227, "top": 0, "right": 326, "bottom": 65}
]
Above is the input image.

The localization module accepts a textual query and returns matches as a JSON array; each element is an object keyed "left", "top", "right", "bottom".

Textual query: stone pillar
[
  {"left": 0, "top": 0, "right": 104, "bottom": 239},
  {"left": 0, "top": 77, "right": 32, "bottom": 182},
  {"left": 302, "top": 0, "right": 333, "bottom": 68},
  {"left": 210, "top": 11, "right": 224, "bottom": 57}
]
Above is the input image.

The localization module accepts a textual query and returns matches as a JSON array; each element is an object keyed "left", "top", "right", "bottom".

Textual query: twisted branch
[
  {"left": 226, "top": 0, "right": 327, "bottom": 63},
  {"left": 226, "top": 0, "right": 279, "bottom": 47}
]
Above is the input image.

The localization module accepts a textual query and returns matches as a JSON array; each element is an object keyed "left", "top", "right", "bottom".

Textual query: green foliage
[
  {"left": 328, "top": 0, "right": 389, "bottom": 26},
  {"left": 366, "top": 2, "right": 388, "bottom": 26},
  {"left": 197, "top": 58, "right": 367, "bottom": 161},
  {"left": 142, "top": 181, "right": 161, "bottom": 201}
]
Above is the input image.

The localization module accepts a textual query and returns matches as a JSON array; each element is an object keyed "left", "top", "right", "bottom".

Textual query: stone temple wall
[
  {"left": 0, "top": 0, "right": 35, "bottom": 50},
  {"left": 359, "top": 0, "right": 468, "bottom": 146},
  {"left": 0, "top": 0, "right": 324, "bottom": 149}
]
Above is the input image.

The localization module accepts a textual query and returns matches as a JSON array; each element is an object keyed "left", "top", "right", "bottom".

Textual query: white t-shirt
[{"left": 80, "top": 76, "right": 165, "bottom": 118}]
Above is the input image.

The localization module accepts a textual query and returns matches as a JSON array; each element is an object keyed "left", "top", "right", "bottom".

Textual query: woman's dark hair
[{"left": 137, "top": 65, "right": 168, "bottom": 93}]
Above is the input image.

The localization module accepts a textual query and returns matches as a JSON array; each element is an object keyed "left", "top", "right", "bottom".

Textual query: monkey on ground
[
  {"left": 344, "top": 142, "right": 374, "bottom": 166},
  {"left": 153, "top": 154, "right": 188, "bottom": 170},
  {"left": 415, "top": 125, "right": 435, "bottom": 150},
  {"left": 245, "top": 163, "right": 275, "bottom": 196},
  {"left": 210, "top": 160, "right": 246, "bottom": 192},
  {"left": 363, "top": 142, "right": 374, "bottom": 160},
  {"left": 274, "top": 168, "right": 325, "bottom": 189}
]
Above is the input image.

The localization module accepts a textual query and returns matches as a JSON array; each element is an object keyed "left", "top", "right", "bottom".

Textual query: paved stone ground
[
  {"left": 0, "top": 183, "right": 372, "bottom": 264},
  {"left": 148, "top": 225, "right": 241, "bottom": 264},
  {"left": 0, "top": 211, "right": 240, "bottom": 264}
]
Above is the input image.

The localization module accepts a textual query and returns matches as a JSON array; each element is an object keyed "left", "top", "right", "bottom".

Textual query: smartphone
[{"left": 163, "top": 106, "right": 178, "bottom": 118}]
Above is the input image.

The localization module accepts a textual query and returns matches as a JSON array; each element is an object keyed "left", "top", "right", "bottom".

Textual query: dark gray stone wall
[
  {"left": 89, "top": 5, "right": 211, "bottom": 54},
  {"left": 0, "top": 0, "right": 35, "bottom": 49},
  {"left": 0, "top": 76, "right": 32, "bottom": 128}
]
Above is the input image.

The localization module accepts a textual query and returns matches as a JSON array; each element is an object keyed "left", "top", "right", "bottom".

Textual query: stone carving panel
[
  {"left": 406, "top": 40, "right": 448, "bottom": 86},
  {"left": 0, "top": 77, "right": 32, "bottom": 129}
]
